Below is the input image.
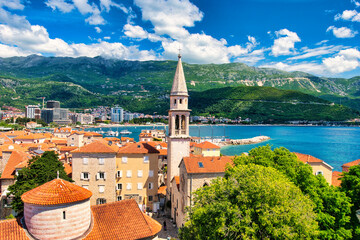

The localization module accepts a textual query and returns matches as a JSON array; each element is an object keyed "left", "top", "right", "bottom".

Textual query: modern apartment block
[
  {"left": 41, "top": 100, "right": 70, "bottom": 124},
  {"left": 111, "top": 106, "right": 124, "bottom": 123},
  {"left": 25, "top": 105, "right": 41, "bottom": 119}
]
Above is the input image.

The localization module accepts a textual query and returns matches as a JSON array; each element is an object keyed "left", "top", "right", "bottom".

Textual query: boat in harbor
[{"left": 120, "top": 129, "right": 132, "bottom": 135}]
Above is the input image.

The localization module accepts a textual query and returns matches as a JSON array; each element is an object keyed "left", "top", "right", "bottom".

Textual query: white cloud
[
  {"left": 235, "top": 49, "right": 266, "bottom": 65},
  {"left": 327, "top": 26, "right": 358, "bottom": 38},
  {"left": 288, "top": 45, "right": 343, "bottom": 60},
  {"left": 134, "top": 0, "right": 203, "bottom": 39},
  {"left": 123, "top": 24, "right": 148, "bottom": 39},
  {"left": 335, "top": 9, "right": 360, "bottom": 22},
  {"left": 100, "top": 0, "right": 128, "bottom": 14},
  {"left": 260, "top": 62, "right": 325, "bottom": 75},
  {"left": 94, "top": 26, "right": 102, "bottom": 33},
  {"left": 103, "top": 36, "right": 110, "bottom": 40},
  {"left": 323, "top": 48, "right": 360, "bottom": 73},
  {"left": 271, "top": 29, "right": 301, "bottom": 57},
  {"left": 352, "top": 0, "right": 360, "bottom": 7},
  {"left": 315, "top": 40, "right": 329, "bottom": 45},
  {"left": 0, "top": 44, "right": 34, "bottom": 57},
  {"left": 45, "top": 0, "right": 75, "bottom": 13},
  {"left": 0, "top": 0, "right": 24, "bottom": 10},
  {"left": 0, "top": 8, "right": 30, "bottom": 29}
]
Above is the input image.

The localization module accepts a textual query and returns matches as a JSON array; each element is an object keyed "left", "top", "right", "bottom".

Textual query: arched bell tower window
[
  {"left": 175, "top": 115, "right": 180, "bottom": 130},
  {"left": 174, "top": 99, "right": 176, "bottom": 105},
  {"left": 181, "top": 115, "right": 186, "bottom": 130},
  {"left": 180, "top": 99, "right": 182, "bottom": 104}
]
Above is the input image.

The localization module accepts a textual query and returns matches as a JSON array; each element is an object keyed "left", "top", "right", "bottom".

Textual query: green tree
[
  {"left": 340, "top": 165, "right": 360, "bottom": 239},
  {"left": 8, "top": 151, "right": 72, "bottom": 215},
  {"left": 180, "top": 164, "right": 319, "bottom": 240},
  {"left": 231, "top": 146, "right": 352, "bottom": 239}
]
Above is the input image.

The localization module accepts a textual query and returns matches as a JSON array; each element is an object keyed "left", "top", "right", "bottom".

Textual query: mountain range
[{"left": 0, "top": 55, "right": 359, "bottom": 122}]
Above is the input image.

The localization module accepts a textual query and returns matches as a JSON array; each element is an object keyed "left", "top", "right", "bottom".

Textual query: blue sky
[{"left": 1, "top": 0, "right": 360, "bottom": 78}]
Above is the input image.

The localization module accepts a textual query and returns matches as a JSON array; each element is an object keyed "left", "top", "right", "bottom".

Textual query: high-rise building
[
  {"left": 111, "top": 106, "right": 124, "bottom": 123},
  {"left": 46, "top": 100, "right": 60, "bottom": 109},
  {"left": 166, "top": 54, "right": 191, "bottom": 199},
  {"left": 124, "top": 112, "right": 134, "bottom": 122},
  {"left": 25, "top": 105, "right": 41, "bottom": 119}
]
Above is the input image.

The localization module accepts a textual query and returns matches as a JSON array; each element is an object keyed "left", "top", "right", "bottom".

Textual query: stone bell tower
[{"left": 167, "top": 54, "right": 191, "bottom": 194}]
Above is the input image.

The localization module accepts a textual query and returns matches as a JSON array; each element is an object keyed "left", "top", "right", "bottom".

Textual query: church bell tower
[{"left": 167, "top": 54, "right": 191, "bottom": 194}]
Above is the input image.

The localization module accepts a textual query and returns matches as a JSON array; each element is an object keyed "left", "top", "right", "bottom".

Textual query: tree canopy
[
  {"left": 340, "top": 165, "right": 360, "bottom": 239},
  {"left": 8, "top": 151, "right": 72, "bottom": 215},
  {"left": 179, "top": 164, "right": 319, "bottom": 240},
  {"left": 230, "top": 146, "right": 352, "bottom": 240}
]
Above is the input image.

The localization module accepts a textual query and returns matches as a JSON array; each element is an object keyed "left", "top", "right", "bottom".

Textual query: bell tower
[{"left": 167, "top": 54, "right": 191, "bottom": 194}]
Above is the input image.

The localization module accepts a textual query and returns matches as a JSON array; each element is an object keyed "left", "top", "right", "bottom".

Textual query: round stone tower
[{"left": 21, "top": 178, "right": 92, "bottom": 240}]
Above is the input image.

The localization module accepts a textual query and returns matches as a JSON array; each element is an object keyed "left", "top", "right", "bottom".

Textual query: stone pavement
[{"left": 150, "top": 213, "right": 179, "bottom": 240}]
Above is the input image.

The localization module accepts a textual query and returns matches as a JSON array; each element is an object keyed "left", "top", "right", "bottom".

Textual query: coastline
[{"left": 219, "top": 136, "right": 270, "bottom": 147}]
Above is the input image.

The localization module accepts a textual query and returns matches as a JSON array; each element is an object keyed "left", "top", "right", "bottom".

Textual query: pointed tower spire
[{"left": 171, "top": 54, "right": 188, "bottom": 96}]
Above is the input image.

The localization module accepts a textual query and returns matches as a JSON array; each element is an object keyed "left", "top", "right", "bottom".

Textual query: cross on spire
[{"left": 178, "top": 46, "right": 182, "bottom": 58}]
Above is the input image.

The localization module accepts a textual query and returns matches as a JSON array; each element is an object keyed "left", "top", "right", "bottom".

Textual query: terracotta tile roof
[
  {"left": 72, "top": 140, "right": 118, "bottom": 154},
  {"left": 0, "top": 219, "right": 28, "bottom": 240},
  {"left": 195, "top": 141, "right": 221, "bottom": 149},
  {"left": 294, "top": 153, "right": 323, "bottom": 163},
  {"left": 104, "top": 137, "right": 121, "bottom": 142},
  {"left": 51, "top": 139, "right": 67, "bottom": 144},
  {"left": 14, "top": 160, "right": 29, "bottom": 169},
  {"left": 147, "top": 141, "right": 167, "bottom": 148},
  {"left": 4, "top": 131, "right": 26, "bottom": 137},
  {"left": 84, "top": 199, "right": 161, "bottom": 240},
  {"left": 84, "top": 132, "right": 103, "bottom": 137},
  {"left": 1, "top": 151, "right": 31, "bottom": 179},
  {"left": 64, "top": 162, "right": 72, "bottom": 177},
  {"left": 13, "top": 133, "right": 46, "bottom": 140},
  {"left": 21, "top": 178, "right": 92, "bottom": 205},
  {"left": 158, "top": 149, "right": 167, "bottom": 156},
  {"left": 59, "top": 146, "right": 78, "bottom": 152},
  {"left": 139, "top": 132, "right": 152, "bottom": 137},
  {"left": 117, "top": 142, "right": 159, "bottom": 154},
  {"left": 120, "top": 137, "right": 135, "bottom": 142},
  {"left": 342, "top": 159, "right": 360, "bottom": 168},
  {"left": 54, "top": 127, "right": 72, "bottom": 133},
  {"left": 0, "top": 144, "right": 26, "bottom": 157},
  {"left": 182, "top": 155, "right": 233, "bottom": 174},
  {"left": 332, "top": 171, "right": 342, "bottom": 187},
  {"left": 171, "top": 176, "right": 180, "bottom": 191},
  {"left": 157, "top": 186, "right": 167, "bottom": 195}
]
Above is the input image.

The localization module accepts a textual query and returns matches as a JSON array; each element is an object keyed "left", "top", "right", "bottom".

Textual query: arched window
[
  {"left": 181, "top": 115, "right": 186, "bottom": 130},
  {"left": 180, "top": 99, "right": 182, "bottom": 104},
  {"left": 175, "top": 115, "right": 180, "bottom": 130},
  {"left": 174, "top": 99, "right": 176, "bottom": 105}
]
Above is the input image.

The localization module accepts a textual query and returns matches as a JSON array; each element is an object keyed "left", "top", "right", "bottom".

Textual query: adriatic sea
[{"left": 88, "top": 125, "right": 360, "bottom": 171}]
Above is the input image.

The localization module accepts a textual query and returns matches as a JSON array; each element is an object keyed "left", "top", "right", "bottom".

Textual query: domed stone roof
[{"left": 21, "top": 178, "right": 92, "bottom": 205}]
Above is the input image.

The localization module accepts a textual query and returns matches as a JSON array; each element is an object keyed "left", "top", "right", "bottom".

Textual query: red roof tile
[
  {"left": 158, "top": 186, "right": 167, "bottom": 195},
  {"left": 332, "top": 171, "right": 342, "bottom": 187},
  {"left": 118, "top": 142, "right": 159, "bottom": 154},
  {"left": 13, "top": 133, "right": 46, "bottom": 140},
  {"left": 342, "top": 159, "right": 360, "bottom": 168},
  {"left": 0, "top": 219, "right": 28, "bottom": 240},
  {"left": 59, "top": 146, "right": 78, "bottom": 152},
  {"left": 1, "top": 151, "right": 31, "bottom": 179},
  {"left": 64, "top": 162, "right": 72, "bottom": 177},
  {"left": 194, "top": 141, "right": 221, "bottom": 149},
  {"left": 294, "top": 153, "right": 324, "bottom": 163},
  {"left": 84, "top": 199, "right": 161, "bottom": 240},
  {"left": 72, "top": 140, "right": 118, "bottom": 154},
  {"left": 182, "top": 155, "right": 233, "bottom": 174},
  {"left": 21, "top": 178, "right": 92, "bottom": 205}
]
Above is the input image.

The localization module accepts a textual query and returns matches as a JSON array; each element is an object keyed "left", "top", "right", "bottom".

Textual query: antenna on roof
[{"left": 57, "top": 170, "right": 59, "bottom": 179}]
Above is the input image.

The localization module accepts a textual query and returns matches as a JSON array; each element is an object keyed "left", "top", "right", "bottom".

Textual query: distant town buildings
[
  {"left": 70, "top": 113, "right": 94, "bottom": 125},
  {"left": 41, "top": 100, "right": 70, "bottom": 124}
]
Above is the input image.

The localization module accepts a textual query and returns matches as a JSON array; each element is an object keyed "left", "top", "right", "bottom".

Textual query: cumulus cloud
[
  {"left": 0, "top": 8, "right": 30, "bottom": 29},
  {"left": 335, "top": 9, "right": 360, "bottom": 22},
  {"left": 45, "top": 0, "right": 75, "bottom": 13},
  {"left": 235, "top": 49, "right": 266, "bottom": 65},
  {"left": 323, "top": 48, "right": 360, "bottom": 73},
  {"left": 271, "top": 29, "right": 301, "bottom": 57},
  {"left": 352, "top": 0, "right": 360, "bottom": 7},
  {"left": 327, "top": 26, "right": 358, "bottom": 38},
  {"left": 0, "top": 44, "right": 34, "bottom": 57},
  {"left": 94, "top": 26, "right": 102, "bottom": 33},
  {"left": 0, "top": 0, "right": 24, "bottom": 10},
  {"left": 134, "top": 0, "right": 203, "bottom": 39}
]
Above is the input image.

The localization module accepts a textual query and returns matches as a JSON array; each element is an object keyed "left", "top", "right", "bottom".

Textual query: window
[
  {"left": 98, "top": 185, "right": 105, "bottom": 193},
  {"left": 117, "top": 183, "right": 122, "bottom": 190},
  {"left": 97, "top": 198, "right": 106, "bottom": 205},
  {"left": 316, "top": 171, "right": 323, "bottom": 175},
  {"left": 63, "top": 211, "right": 66, "bottom": 220},
  {"left": 117, "top": 196, "right": 122, "bottom": 201},
  {"left": 81, "top": 172, "right": 89, "bottom": 180},
  {"left": 138, "top": 170, "right": 143, "bottom": 177},
  {"left": 148, "top": 195, "right": 153, "bottom": 202},
  {"left": 126, "top": 183, "right": 132, "bottom": 190},
  {"left": 198, "top": 162, "right": 204, "bottom": 168},
  {"left": 149, "top": 170, "right": 154, "bottom": 177},
  {"left": 207, "top": 149, "right": 210, "bottom": 151},
  {"left": 72, "top": 138, "right": 74, "bottom": 140},
  {"left": 174, "top": 99, "right": 176, "bottom": 105},
  {"left": 99, "top": 158, "right": 105, "bottom": 165},
  {"left": 126, "top": 170, "right": 132, "bottom": 178},
  {"left": 117, "top": 170, "right": 122, "bottom": 178},
  {"left": 148, "top": 182, "right": 153, "bottom": 190},
  {"left": 97, "top": 172, "right": 106, "bottom": 180},
  {"left": 180, "top": 99, "right": 182, "bottom": 104},
  {"left": 83, "top": 158, "right": 88, "bottom": 165},
  {"left": 82, "top": 185, "right": 89, "bottom": 189},
  {"left": 143, "top": 156, "right": 149, "bottom": 163},
  {"left": 122, "top": 156, "right": 128, "bottom": 163},
  {"left": 137, "top": 183, "right": 142, "bottom": 190}
]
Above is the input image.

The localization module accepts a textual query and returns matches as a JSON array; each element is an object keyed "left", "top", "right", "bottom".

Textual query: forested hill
[{"left": 0, "top": 55, "right": 360, "bottom": 112}]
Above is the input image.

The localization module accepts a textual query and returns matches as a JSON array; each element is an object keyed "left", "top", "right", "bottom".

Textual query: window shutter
[
  {"left": 104, "top": 173, "right": 107, "bottom": 180},
  {"left": 120, "top": 170, "right": 122, "bottom": 177},
  {"left": 96, "top": 173, "right": 99, "bottom": 180}
]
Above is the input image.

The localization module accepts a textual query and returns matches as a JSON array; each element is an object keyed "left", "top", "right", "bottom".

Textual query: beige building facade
[{"left": 295, "top": 153, "right": 333, "bottom": 184}]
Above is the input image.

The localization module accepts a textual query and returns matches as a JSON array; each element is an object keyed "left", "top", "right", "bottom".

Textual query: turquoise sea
[{"left": 87, "top": 125, "right": 360, "bottom": 171}]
